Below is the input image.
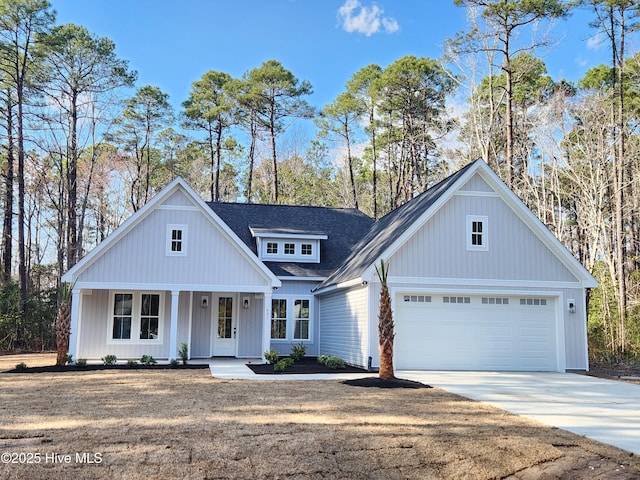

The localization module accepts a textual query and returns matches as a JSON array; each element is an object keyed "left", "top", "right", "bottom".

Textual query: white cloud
[
  {"left": 586, "top": 32, "right": 604, "bottom": 51},
  {"left": 337, "top": 0, "right": 399, "bottom": 36}
]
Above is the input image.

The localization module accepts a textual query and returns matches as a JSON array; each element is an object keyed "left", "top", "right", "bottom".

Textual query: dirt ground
[{"left": 0, "top": 353, "right": 638, "bottom": 480}]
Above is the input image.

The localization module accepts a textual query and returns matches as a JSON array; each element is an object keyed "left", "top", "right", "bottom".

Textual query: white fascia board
[
  {"left": 62, "top": 177, "right": 281, "bottom": 289},
  {"left": 178, "top": 180, "right": 281, "bottom": 288},
  {"left": 312, "top": 277, "right": 365, "bottom": 295},
  {"left": 62, "top": 177, "right": 186, "bottom": 284},
  {"left": 278, "top": 276, "right": 327, "bottom": 282},
  {"left": 250, "top": 229, "right": 328, "bottom": 240},
  {"left": 473, "top": 163, "right": 598, "bottom": 289},
  {"left": 361, "top": 162, "right": 481, "bottom": 282}
]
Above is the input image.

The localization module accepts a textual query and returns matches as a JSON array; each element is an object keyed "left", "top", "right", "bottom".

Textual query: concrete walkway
[
  {"left": 399, "top": 370, "right": 640, "bottom": 456},
  {"left": 208, "top": 360, "right": 640, "bottom": 456}
]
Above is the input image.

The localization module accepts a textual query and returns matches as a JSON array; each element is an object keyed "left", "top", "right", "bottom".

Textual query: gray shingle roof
[
  {"left": 315, "top": 160, "right": 478, "bottom": 290},
  {"left": 208, "top": 202, "right": 375, "bottom": 278}
]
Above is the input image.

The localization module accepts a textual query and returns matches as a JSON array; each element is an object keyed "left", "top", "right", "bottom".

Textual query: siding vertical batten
[{"left": 169, "top": 291, "right": 180, "bottom": 361}]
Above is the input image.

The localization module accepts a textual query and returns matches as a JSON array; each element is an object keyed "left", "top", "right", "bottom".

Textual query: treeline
[{"left": 0, "top": 0, "right": 638, "bottom": 361}]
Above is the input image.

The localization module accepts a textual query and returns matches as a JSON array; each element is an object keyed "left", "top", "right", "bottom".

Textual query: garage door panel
[{"left": 396, "top": 294, "right": 557, "bottom": 371}]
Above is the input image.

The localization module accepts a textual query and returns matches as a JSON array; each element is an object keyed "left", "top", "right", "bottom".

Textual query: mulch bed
[
  {"left": 247, "top": 356, "right": 367, "bottom": 375},
  {"left": 247, "top": 357, "right": 431, "bottom": 388},
  {"left": 3, "top": 364, "right": 209, "bottom": 374},
  {"left": 343, "top": 377, "right": 431, "bottom": 389}
]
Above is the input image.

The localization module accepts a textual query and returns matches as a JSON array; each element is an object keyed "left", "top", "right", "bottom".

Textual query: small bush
[
  {"left": 15, "top": 362, "right": 27, "bottom": 371},
  {"left": 140, "top": 355, "right": 157, "bottom": 366},
  {"left": 264, "top": 348, "right": 279, "bottom": 364},
  {"left": 64, "top": 354, "right": 73, "bottom": 365},
  {"left": 102, "top": 355, "right": 117, "bottom": 366},
  {"left": 76, "top": 358, "right": 87, "bottom": 367},
  {"left": 318, "top": 355, "right": 345, "bottom": 369},
  {"left": 169, "top": 359, "right": 180, "bottom": 367},
  {"left": 290, "top": 342, "right": 306, "bottom": 361},
  {"left": 317, "top": 354, "right": 330, "bottom": 365},
  {"left": 178, "top": 343, "right": 189, "bottom": 365},
  {"left": 274, "top": 357, "right": 295, "bottom": 372},
  {"left": 325, "top": 356, "right": 345, "bottom": 369},
  {"left": 127, "top": 359, "right": 138, "bottom": 367}
]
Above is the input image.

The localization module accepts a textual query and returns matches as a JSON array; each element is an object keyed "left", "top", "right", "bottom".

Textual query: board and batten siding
[
  {"left": 76, "top": 289, "right": 192, "bottom": 360},
  {"left": 318, "top": 286, "right": 369, "bottom": 368},
  {"left": 390, "top": 191, "right": 577, "bottom": 283},
  {"left": 74, "top": 191, "right": 271, "bottom": 289}
]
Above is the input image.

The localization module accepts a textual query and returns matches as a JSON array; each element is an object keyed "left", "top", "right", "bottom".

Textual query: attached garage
[{"left": 395, "top": 293, "right": 560, "bottom": 372}]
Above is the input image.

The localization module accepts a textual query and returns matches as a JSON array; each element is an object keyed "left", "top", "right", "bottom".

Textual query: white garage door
[{"left": 395, "top": 293, "right": 557, "bottom": 371}]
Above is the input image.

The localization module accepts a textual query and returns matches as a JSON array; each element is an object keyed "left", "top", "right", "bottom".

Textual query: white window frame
[
  {"left": 270, "top": 295, "right": 314, "bottom": 343},
  {"left": 107, "top": 291, "right": 164, "bottom": 345},
  {"left": 466, "top": 215, "right": 488, "bottom": 251},
  {"left": 259, "top": 239, "right": 320, "bottom": 263},
  {"left": 166, "top": 224, "right": 188, "bottom": 256}
]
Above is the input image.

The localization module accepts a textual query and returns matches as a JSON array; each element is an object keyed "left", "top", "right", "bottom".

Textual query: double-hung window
[
  {"left": 293, "top": 299, "right": 310, "bottom": 340},
  {"left": 110, "top": 292, "right": 163, "bottom": 343},
  {"left": 271, "top": 296, "right": 312, "bottom": 341},
  {"left": 271, "top": 299, "right": 287, "bottom": 339}
]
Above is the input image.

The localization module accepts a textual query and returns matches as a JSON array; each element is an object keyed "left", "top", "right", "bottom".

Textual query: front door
[{"left": 213, "top": 295, "right": 237, "bottom": 356}]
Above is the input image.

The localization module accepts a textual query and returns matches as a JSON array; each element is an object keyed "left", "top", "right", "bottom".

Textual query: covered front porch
[{"left": 68, "top": 286, "right": 275, "bottom": 362}]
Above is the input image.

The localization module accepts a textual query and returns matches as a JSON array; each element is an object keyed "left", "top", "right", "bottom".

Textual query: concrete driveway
[{"left": 398, "top": 370, "right": 640, "bottom": 456}]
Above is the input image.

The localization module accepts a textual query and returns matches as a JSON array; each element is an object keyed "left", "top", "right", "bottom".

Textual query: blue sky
[{"left": 52, "top": 0, "right": 630, "bottom": 113}]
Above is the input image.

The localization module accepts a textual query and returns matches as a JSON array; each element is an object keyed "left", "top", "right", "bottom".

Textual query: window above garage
[{"left": 466, "top": 215, "right": 488, "bottom": 251}]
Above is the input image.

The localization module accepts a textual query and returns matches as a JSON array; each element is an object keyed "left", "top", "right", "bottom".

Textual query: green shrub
[
  {"left": 317, "top": 354, "right": 330, "bottom": 365},
  {"left": 76, "top": 358, "right": 87, "bottom": 367},
  {"left": 64, "top": 354, "right": 73, "bottom": 365},
  {"left": 102, "top": 355, "right": 117, "bottom": 366},
  {"left": 264, "top": 348, "right": 279, "bottom": 364},
  {"left": 274, "top": 357, "right": 294, "bottom": 372},
  {"left": 326, "top": 356, "right": 345, "bottom": 369},
  {"left": 319, "top": 355, "right": 345, "bottom": 369},
  {"left": 169, "top": 359, "right": 180, "bottom": 367},
  {"left": 178, "top": 343, "right": 189, "bottom": 365},
  {"left": 140, "top": 355, "right": 157, "bottom": 366},
  {"left": 15, "top": 362, "right": 27, "bottom": 371},
  {"left": 127, "top": 359, "right": 138, "bottom": 367},
  {"left": 290, "top": 342, "right": 307, "bottom": 361}
]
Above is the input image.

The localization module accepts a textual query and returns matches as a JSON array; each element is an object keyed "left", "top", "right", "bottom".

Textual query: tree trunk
[
  {"left": 2, "top": 89, "right": 14, "bottom": 284},
  {"left": 376, "top": 260, "right": 395, "bottom": 380}
]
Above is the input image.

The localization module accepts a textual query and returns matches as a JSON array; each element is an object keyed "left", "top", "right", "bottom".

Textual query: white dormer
[{"left": 250, "top": 227, "right": 328, "bottom": 263}]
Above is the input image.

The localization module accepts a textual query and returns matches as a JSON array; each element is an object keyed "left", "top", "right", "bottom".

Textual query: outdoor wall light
[
  {"left": 568, "top": 299, "right": 576, "bottom": 313},
  {"left": 201, "top": 296, "right": 208, "bottom": 309},
  {"left": 243, "top": 297, "right": 250, "bottom": 309}
]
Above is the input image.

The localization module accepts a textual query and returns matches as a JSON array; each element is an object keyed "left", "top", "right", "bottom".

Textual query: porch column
[
  {"left": 168, "top": 290, "right": 180, "bottom": 361},
  {"left": 262, "top": 291, "right": 272, "bottom": 361},
  {"left": 68, "top": 288, "right": 81, "bottom": 362}
]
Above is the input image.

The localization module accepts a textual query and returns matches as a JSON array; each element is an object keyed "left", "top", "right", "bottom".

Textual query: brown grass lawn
[{"left": 0, "top": 354, "right": 638, "bottom": 479}]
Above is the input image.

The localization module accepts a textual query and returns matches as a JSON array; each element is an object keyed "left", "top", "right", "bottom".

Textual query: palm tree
[
  {"left": 375, "top": 260, "right": 395, "bottom": 379},
  {"left": 55, "top": 283, "right": 72, "bottom": 366}
]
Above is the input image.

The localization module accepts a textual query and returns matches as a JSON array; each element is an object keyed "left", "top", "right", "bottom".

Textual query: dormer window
[
  {"left": 250, "top": 227, "right": 327, "bottom": 264},
  {"left": 266, "top": 242, "right": 278, "bottom": 254}
]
